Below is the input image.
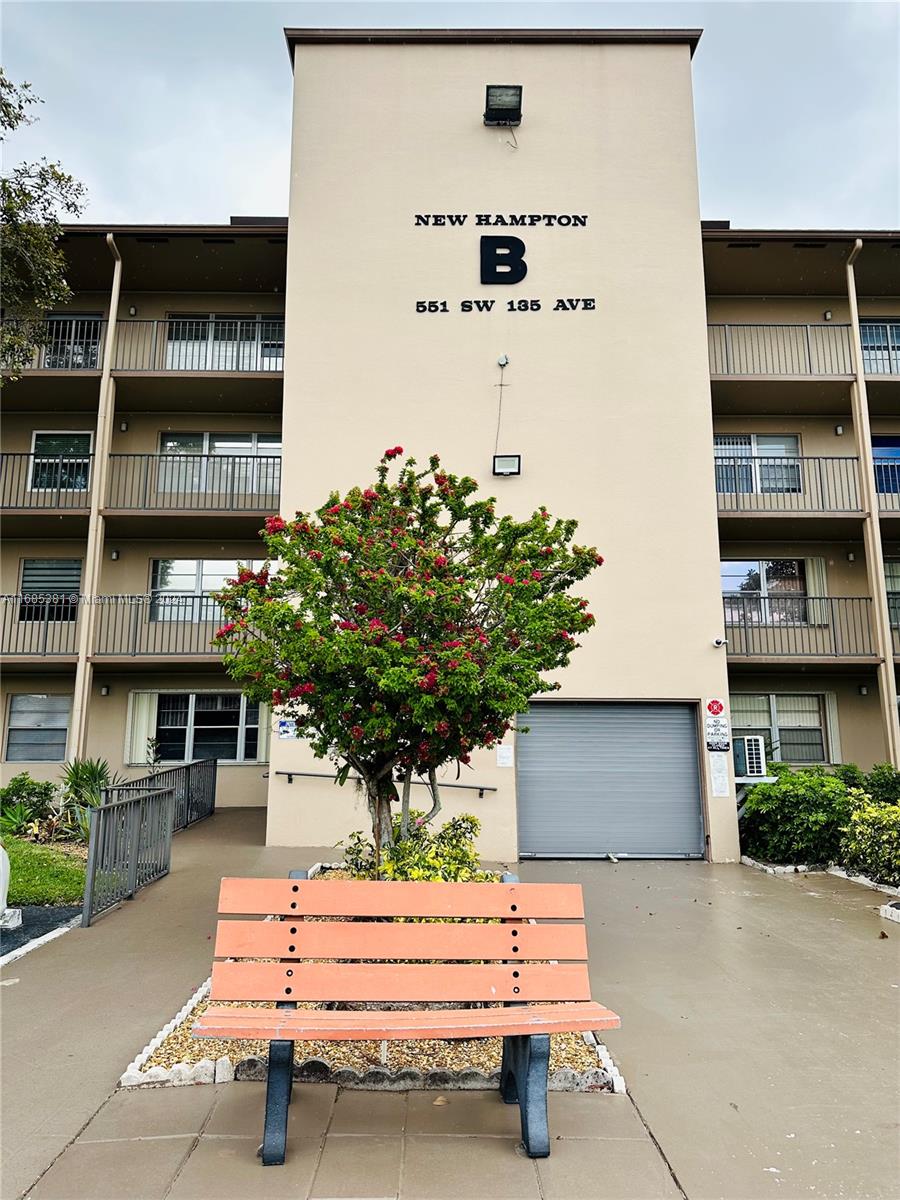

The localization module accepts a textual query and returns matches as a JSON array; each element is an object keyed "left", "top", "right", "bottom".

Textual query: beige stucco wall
[
  {"left": 712, "top": 416, "right": 857, "bottom": 459},
  {"left": 272, "top": 39, "right": 739, "bottom": 861},
  {"left": 706, "top": 298, "right": 851, "bottom": 323},
  {"left": 114, "top": 293, "right": 285, "bottom": 322}
]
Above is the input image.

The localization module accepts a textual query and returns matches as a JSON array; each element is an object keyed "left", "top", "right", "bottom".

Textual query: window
[
  {"left": 29, "top": 432, "right": 92, "bottom": 492},
  {"left": 144, "top": 692, "right": 265, "bottom": 763},
  {"left": 714, "top": 434, "right": 801, "bottom": 495},
  {"left": 164, "top": 314, "right": 284, "bottom": 372},
  {"left": 720, "top": 558, "right": 809, "bottom": 624},
  {"left": 44, "top": 314, "right": 103, "bottom": 370},
  {"left": 731, "top": 694, "right": 828, "bottom": 764},
  {"left": 872, "top": 435, "right": 900, "bottom": 495},
  {"left": 886, "top": 559, "right": 900, "bottom": 629},
  {"left": 157, "top": 432, "right": 281, "bottom": 497},
  {"left": 149, "top": 557, "right": 264, "bottom": 622},
  {"left": 19, "top": 559, "right": 82, "bottom": 622},
  {"left": 860, "top": 321, "right": 900, "bottom": 375},
  {"left": 5, "top": 694, "right": 71, "bottom": 761}
]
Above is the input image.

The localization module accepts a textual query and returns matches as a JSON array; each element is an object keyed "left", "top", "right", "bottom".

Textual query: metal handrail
[
  {"left": 273, "top": 769, "right": 498, "bottom": 796},
  {"left": 873, "top": 457, "right": 900, "bottom": 510},
  {"left": 92, "top": 594, "right": 224, "bottom": 656},
  {"left": 714, "top": 455, "right": 861, "bottom": 512},
  {"left": 105, "top": 453, "right": 281, "bottom": 511},
  {"left": 0, "top": 453, "right": 94, "bottom": 509},
  {"left": 1, "top": 318, "right": 107, "bottom": 371},
  {"left": 722, "top": 594, "right": 876, "bottom": 657},
  {"left": 0, "top": 595, "right": 81, "bottom": 656},
  {"left": 707, "top": 323, "right": 854, "bottom": 376},
  {"left": 112, "top": 318, "right": 285, "bottom": 372}
]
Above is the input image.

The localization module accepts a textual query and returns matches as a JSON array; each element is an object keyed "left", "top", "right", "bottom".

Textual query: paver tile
[
  {"left": 205, "top": 1081, "right": 337, "bottom": 1137},
  {"left": 310, "top": 1135, "right": 402, "bottom": 1198},
  {"left": 405, "top": 1090, "right": 521, "bottom": 1138},
  {"left": 536, "top": 1136, "right": 680, "bottom": 1199},
  {"left": 329, "top": 1089, "right": 408, "bottom": 1135},
  {"left": 26, "top": 1137, "right": 193, "bottom": 1200},
  {"left": 546, "top": 1092, "right": 648, "bottom": 1140},
  {"left": 400, "top": 1136, "right": 540, "bottom": 1199},
  {"left": 167, "top": 1135, "right": 321, "bottom": 1198},
  {"left": 77, "top": 1084, "right": 220, "bottom": 1141}
]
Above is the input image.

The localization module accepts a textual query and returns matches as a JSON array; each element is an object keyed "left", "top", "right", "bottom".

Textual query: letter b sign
[{"left": 480, "top": 236, "right": 528, "bottom": 285}]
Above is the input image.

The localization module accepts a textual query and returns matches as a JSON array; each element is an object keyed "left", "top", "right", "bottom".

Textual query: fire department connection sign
[{"left": 411, "top": 212, "right": 596, "bottom": 315}]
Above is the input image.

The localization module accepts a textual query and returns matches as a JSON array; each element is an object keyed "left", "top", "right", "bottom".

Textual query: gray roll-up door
[{"left": 516, "top": 702, "right": 704, "bottom": 858}]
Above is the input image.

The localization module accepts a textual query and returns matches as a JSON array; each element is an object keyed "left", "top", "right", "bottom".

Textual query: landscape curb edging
[
  {"left": 825, "top": 867, "right": 900, "bottom": 897},
  {"left": 741, "top": 855, "right": 811, "bottom": 876},
  {"left": 879, "top": 901, "right": 900, "bottom": 924}
]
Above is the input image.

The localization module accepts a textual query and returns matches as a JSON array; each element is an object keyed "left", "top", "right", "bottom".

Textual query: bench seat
[{"left": 195, "top": 999, "right": 619, "bottom": 1042}]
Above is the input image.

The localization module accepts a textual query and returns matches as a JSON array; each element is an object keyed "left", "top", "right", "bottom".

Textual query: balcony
[
  {"left": 92, "top": 595, "right": 224, "bottom": 662},
  {"left": 860, "top": 321, "right": 900, "bottom": 376},
  {"left": 1, "top": 318, "right": 107, "bottom": 373},
  {"left": 0, "top": 596, "right": 81, "bottom": 664},
  {"left": 104, "top": 454, "right": 281, "bottom": 533},
  {"left": 112, "top": 318, "right": 284, "bottom": 373},
  {"left": 723, "top": 594, "right": 877, "bottom": 663},
  {"left": 1, "top": 453, "right": 94, "bottom": 510},
  {"left": 708, "top": 324, "right": 854, "bottom": 378},
  {"left": 875, "top": 458, "right": 900, "bottom": 517},
  {"left": 715, "top": 455, "right": 863, "bottom": 538}
]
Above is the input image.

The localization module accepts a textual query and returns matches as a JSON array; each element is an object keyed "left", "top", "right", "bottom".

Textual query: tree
[
  {"left": 214, "top": 450, "right": 603, "bottom": 850},
  {"left": 1, "top": 69, "right": 86, "bottom": 377}
]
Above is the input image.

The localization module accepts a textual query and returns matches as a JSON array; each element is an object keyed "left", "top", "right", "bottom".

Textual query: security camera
[
  {"left": 713, "top": 638, "right": 728, "bottom": 648},
  {"left": 497, "top": 354, "right": 509, "bottom": 367}
]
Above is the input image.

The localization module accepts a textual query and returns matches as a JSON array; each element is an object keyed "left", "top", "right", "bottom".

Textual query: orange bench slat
[
  {"left": 217, "top": 877, "right": 585, "bottom": 919},
  {"left": 210, "top": 960, "right": 592, "bottom": 1003},
  {"left": 194, "top": 1001, "right": 620, "bottom": 1042},
  {"left": 214, "top": 918, "right": 588, "bottom": 962}
]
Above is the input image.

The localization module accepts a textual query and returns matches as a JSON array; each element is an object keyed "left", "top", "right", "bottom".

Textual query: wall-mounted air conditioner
[{"left": 733, "top": 735, "right": 766, "bottom": 779}]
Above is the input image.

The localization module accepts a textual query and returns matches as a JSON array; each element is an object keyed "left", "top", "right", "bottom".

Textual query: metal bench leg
[
  {"left": 501, "top": 1034, "right": 551, "bottom": 1158},
  {"left": 260, "top": 1038, "right": 294, "bottom": 1165}
]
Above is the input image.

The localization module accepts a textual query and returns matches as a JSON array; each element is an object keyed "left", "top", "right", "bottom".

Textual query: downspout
[
  {"left": 844, "top": 238, "right": 900, "bottom": 765},
  {"left": 70, "top": 234, "right": 122, "bottom": 758}
]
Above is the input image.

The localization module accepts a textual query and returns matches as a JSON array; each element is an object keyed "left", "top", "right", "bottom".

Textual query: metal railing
[
  {"left": 860, "top": 321, "right": 900, "bottom": 375},
  {"left": 1, "top": 318, "right": 107, "bottom": 371},
  {"left": 105, "top": 454, "right": 281, "bottom": 511},
  {"left": 874, "top": 459, "right": 900, "bottom": 511},
  {"left": 0, "top": 453, "right": 94, "bottom": 509},
  {"left": 93, "top": 595, "right": 224, "bottom": 656},
  {"left": 714, "top": 455, "right": 861, "bottom": 512},
  {"left": 708, "top": 324, "right": 853, "bottom": 376},
  {"left": 0, "top": 596, "right": 81, "bottom": 655},
  {"left": 723, "top": 595, "right": 875, "bottom": 657},
  {"left": 112, "top": 318, "right": 285, "bottom": 372},
  {"left": 80, "top": 760, "right": 217, "bottom": 926}
]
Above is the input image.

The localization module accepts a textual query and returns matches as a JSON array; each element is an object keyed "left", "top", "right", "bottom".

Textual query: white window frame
[
  {"left": 28, "top": 430, "right": 94, "bottom": 493},
  {"left": 148, "top": 557, "right": 263, "bottom": 623},
  {"left": 156, "top": 431, "right": 281, "bottom": 497},
  {"left": 731, "top": 692, "right": 831, "bottom": 764},
  {"left": 720, "top": 557, "right": 809, "bottom": 626},
  {"left": 147, "top": 689, "right": 264, "bottom": 764},
  {"left": 164, "top": 313, "right": 285, "bottom": 372},
  {"left": 4, "top": 692, "right": 72, "bottom": 763},
  {"left": 714, "top": 433, "right": 802, "bottom": 495}
]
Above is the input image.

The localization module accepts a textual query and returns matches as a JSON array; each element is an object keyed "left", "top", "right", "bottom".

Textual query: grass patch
[{"left": 5, "top": 837, "right": 86, "bottom": 905}]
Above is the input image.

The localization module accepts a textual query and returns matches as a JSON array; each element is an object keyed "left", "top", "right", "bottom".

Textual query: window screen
[{"left": 6, "top": 694, "right": 71, "bottom": 761}]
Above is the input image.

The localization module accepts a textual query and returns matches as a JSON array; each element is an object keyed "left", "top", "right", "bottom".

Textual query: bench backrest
[{"left": 211, "top": 878, "right": 591, "bottom": 1005}]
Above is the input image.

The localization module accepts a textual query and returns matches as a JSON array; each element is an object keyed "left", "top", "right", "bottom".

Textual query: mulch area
[{"left": 0, "top": 905, "right": 81, "bottom": 956}]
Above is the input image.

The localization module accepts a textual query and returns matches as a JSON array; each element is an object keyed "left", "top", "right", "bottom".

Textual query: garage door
[{"left": 516, "top": 702, "right": 704, "bottom": 858}]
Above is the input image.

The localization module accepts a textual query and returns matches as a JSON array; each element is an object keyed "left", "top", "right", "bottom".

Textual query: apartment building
[{"left": 1, "top": 28, "right": 897, "bottom": 862}]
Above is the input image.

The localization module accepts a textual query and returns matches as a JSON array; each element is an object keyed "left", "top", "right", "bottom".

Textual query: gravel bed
[
  {"left": 1, "top": 905, "right": 82, "bottom": 956},
  {"left": 144, "top": 996, "right": 598, "bottom": 1075}
]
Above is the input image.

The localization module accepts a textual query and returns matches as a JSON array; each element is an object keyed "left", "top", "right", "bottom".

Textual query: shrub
[
  {"left": 342, "top": 811, "right": 491, "bottom": 882},
  {"left": 741, "top": 764, "right": 856, "bottom": 865},
  {"left": 0, "top": 800, "right": 33, "bottom": 838},
  {"left": 832, "top": 763, "right": 866, "bottom": 790},
  {"left": 0, "top": 772, "right": 56, "bottom": 821},
  {"left": 861, "top": 763, "right": 900, "bottom": 806},
  {"left": 840, "top": 802, "right": 900, "bottom": 887}
]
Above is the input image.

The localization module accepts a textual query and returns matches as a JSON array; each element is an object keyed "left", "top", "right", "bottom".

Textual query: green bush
[
  {"left": 861, "top": 763, "right": 900, "bottom": 806},
  {"left": 0, "top": 801, "right": 33, "bottom": 838},
  {"left": 832, "top": 763, "right": 866, "bottom": 790},
  {"left": 0, "top": 773, "right": 57, "bottom": 821},
  {"left": 840, "top": 803, "right": 900, "bottom": 887},
  {"left": 741, "top": 764, "right": 856, "bottom": 865},
  {"left": 4, "top": 836, "right": 85, "bottom": 905},
  {"left": 342, "top": 811, "right": 491, "bottom": 882}
]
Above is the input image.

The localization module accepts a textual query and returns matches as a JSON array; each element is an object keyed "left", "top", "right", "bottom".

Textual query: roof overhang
[{"left": 702, "top": 230, "right": 900, "bottom": 297}]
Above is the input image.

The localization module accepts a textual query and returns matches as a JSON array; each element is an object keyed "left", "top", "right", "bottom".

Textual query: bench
[{"left": 193, "top": 869, "right": 620, "bottom": 1164}]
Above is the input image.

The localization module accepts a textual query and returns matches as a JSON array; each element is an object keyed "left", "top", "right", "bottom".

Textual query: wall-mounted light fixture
[
  {"left": 493, "top": 454, "right": 521, "bottom": 477},
  {"left": 110, "top": 549, "right": 120, "bottom": 561},
  {"left": 119, "top": 420, "right": 129, "bottom": 432},
  {"left": 858, "top": 685, "right": 869, "bottom": 696},
  {"left": 847, "top": 551, "right": 856, "bottom": 562},
  {"left": 823, "top": 309, "right": 833, "bottom": 321},
  {"left": 834, "top": 424, "right": 844, "bottom": 436},
  {"left": 128, "top": 305, "right": 137, "bottom": 317},
  {"left": 484, "top": 85, "right": 523, "bottom": 127},
  {"left": 100, "top": 685, "right": 110, "bottom": 697}
]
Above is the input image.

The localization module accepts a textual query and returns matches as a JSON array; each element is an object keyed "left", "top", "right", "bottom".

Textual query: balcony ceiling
[
  {"left": 703, "top": 232, "right": 900, "bottom": 297},
  {"left": 60, "top": 227, "right": 287, "bottom": 294}
]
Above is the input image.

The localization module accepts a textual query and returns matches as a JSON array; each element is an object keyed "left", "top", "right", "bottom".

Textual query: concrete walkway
[{"left": 2, "top": 810, "right": 898, "bottom": 1199}]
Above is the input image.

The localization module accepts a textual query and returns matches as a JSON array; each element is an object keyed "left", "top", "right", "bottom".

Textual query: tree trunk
[
  {"left": 366, "top": 774, "right": 397, "bottom": 850},
  {"left": 399, "top": 767, "right": 413, "bottom": 840}
]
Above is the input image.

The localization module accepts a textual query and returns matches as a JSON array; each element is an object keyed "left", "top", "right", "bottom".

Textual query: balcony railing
[
  {"left": 0, "top": 453, "right": 94, "bottom": 509},
  {"left": 93, "top": 595, "right": 224, "bottom": 657},
  {"left": 0, "top": 596, "right": 81, "bottom": 656},
  {"left": 112, "top": 319, "right": 285, "bottom": 372},
  {"left": 874, "top": 459, "right": 900, "bottom": 511},
  {"left": 1, "top": 318, "right": 107, "bottom": 371},
  {"left": 860, "top": 321, "right": 900, "bottom": 375},
  {"left": 708, "top": 324, "right": 853, "bottom": 376},
  {"left": 723, "top": 595, "right": 875, "bottom": 657},
  {"left": 106, "top": 454, "right": 281, "bottom": 512},
  {"left": 715, "top": 455, "right": 861, "bottom": 513}
]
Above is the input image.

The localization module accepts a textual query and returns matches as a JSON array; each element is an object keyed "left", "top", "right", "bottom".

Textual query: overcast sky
[{"left": 4, "top": 0, "right": 899, "bottom": 228}]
